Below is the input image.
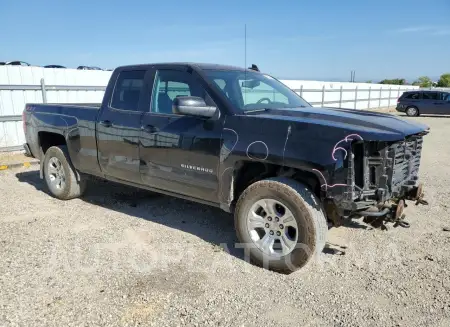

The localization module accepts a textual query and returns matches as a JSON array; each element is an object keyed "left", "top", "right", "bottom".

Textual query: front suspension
[{"left": 361, "top": 183, "right": 428, "bottom": 229}]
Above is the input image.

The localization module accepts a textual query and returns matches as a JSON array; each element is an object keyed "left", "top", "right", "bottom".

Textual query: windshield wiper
[
  {"left": 244, "top": 108, "right": 271, "bottom": 113},
  {"left": 244, "top": 105, "right": 308, "bottom": 114}
]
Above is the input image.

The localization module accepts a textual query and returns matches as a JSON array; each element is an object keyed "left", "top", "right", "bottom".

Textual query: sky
[{"left": 1, "top": 0, "right": 449, "bottom": 82}]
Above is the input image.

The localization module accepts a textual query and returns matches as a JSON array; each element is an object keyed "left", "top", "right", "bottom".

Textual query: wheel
[
  {"left": 234, "top": 177, "right": 327, "bottom": 273},
  {"left": 405, "top": 106, "right": 419, "bottom": 117},
  {"left": 43, "top": 145, "right": 86, "bottom": 200}
]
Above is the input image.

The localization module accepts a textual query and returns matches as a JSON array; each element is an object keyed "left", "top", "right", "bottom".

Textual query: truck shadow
[
  {"left": 15, "top": 170, "right": 245, "bottom": 260},
  {"left": 15, "top": 170, "right": 352, "bottom": 261}
]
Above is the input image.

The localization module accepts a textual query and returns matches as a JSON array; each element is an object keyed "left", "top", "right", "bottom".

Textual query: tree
[
  {"left": 413, "top": 76, "right": 432, "bottom": 88},
  {"left": 379, "top": 78, "right": 406, "bottom": 85},
  {"left": 437, "top": 73, "right": 450, "bottom": 87}
]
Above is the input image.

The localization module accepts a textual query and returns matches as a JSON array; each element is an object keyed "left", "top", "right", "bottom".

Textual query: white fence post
[
  {"left": 40, "top": 78, "right": 47, "bottom": 103},
  {"left": 300, "top": 85, "right": 303, "bottom": 97},
  {"left": 339, "top": 86, "right": 343, "bottom": 108},
  {"left": 378, "top": 87, "right": 382, "bottom": 108},
  {"left": 354, "top": 86, "right": 358, "bottom": 109},
  {"left": 388, "top": 87, "right": 392, "bottom": 108},
  {"left": 321, "top": 85, "right": 325, "bottom": 106},
  {"left": 368, "top": 86, "right": 372, "bottom": 109}
]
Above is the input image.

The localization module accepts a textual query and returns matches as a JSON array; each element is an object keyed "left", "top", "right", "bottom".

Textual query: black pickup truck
[{"left": 23, "top": 63, "right": 429, "bottom": 273}]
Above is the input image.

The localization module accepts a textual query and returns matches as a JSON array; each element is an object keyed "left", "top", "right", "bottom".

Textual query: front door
[
  {"left": 139, "top": 68, "right": 223, "bottom": 203},
  {"left": 96, "top": 69, "right": 148, "bottom": 183}
]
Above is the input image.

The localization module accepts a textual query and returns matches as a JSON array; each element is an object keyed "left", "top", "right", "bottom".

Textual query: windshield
[{"left": 203, "top": 70, "right": 310, "bottom": 111}]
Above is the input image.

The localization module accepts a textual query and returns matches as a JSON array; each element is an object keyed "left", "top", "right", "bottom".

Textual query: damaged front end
[{"left": 327, "top": 131, "right": 429, "bottom": 228}]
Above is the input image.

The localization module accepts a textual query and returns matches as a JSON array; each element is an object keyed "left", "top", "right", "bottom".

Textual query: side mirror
[{"left": 172, "top": 96, "right": 217, "bottom": 118}]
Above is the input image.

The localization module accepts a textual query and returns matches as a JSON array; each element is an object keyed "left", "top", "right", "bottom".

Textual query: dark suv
[{"left": 397, "top": 90, "right": 450, "bottom": 116}]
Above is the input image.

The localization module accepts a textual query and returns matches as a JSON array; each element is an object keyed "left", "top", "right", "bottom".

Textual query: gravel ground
[{"left": 1, "top": 115, "right": 450, "bottom": 327}]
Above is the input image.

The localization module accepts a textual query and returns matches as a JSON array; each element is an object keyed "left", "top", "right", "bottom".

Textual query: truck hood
[{"left": 249, "top": 107, "right": 429, "bottom": 140}]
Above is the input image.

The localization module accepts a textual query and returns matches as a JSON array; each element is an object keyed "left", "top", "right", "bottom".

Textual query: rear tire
[
  {"left": 234, "top": 177, "right": 327, "bottom": 273},
  {"left": 406, "top": 106, "right": 419, "bottom": 117},
  {"left": 43, "top": 145, "right": 86, "bottom": 200}
]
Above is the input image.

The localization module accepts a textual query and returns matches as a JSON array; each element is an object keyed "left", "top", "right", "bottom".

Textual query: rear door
[
  {"left": 433, "top": 92, "right": 450, "bottom": 114},
  {"left": 444, "top": 93, "right": 450, "bottom": 114},
  {"left": 421, "top": 91, "right": 440, "bottom": 114},
  {"left": 139, "top": 68, "right": 223, "bottom": 203},
  {"left": 96, "top": 69, "right": 149, "bottom": 183}
]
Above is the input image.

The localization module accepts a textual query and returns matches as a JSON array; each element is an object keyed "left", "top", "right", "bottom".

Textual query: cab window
[{"left": 110, "top": 70, "right": 145, "bottom": 111}]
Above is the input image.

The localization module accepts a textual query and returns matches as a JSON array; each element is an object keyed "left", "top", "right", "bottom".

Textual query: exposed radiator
[{"left": 389, "top": 136, "right": 423, "bottom": 196}]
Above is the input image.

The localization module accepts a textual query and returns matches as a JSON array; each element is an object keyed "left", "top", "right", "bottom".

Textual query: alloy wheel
[{"left": 247, "top": 198, "right": 299, "bottom": 257}]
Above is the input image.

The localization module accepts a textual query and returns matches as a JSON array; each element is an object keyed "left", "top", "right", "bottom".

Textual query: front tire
[
  {"left": 234, "top": 177, "right": 327, "bottom": 273},
  {"left": 406, "top": 106, "right": 419, "bottom": 117},
  {"left": 43, "top": 145, "right": 86, "bottom": 200}
]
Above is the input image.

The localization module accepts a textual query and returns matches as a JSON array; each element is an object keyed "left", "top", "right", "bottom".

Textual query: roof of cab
[
  {"left": 405, "top": 90, "right": 448, "bottom": 93},
  {"left": 116, "top": 62, "right": 253, "bottom": 72}
]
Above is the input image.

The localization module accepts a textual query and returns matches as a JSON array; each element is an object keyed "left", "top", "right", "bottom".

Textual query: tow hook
[
  {"left": 416, "top": 197, "right": 428, "bottom": 206},
  {"left": 393, "top": 214, "right": 410, "bottom": 228},
  {"left": 391, "top": 184, "right": 429, "bottom": 227},
  {"left": 392, "top": 200, "right": 410, "bottom": 228},
  {"left": 413, "top": 183, "right": 429, "bottom": 206},
  {"left": 395, "top": 199, "right": 405, "bottom": 219}
]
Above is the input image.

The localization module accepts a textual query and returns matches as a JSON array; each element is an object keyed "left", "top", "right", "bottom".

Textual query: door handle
[
  {"left": 141, "top": 125, "right": 158, "bottom": 133},
  {"left": 99, "top": 120, "right": 112, "bottom": 127}
]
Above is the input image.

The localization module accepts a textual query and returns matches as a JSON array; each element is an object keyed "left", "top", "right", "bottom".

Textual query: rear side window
[
  {"left": 422, "top": 92, "right": 438, "bottom": 100},
  {"left": 111, "top": 70, "right": 145, "bottom": 111},
  {"left": 404, "top": 92, "right": 421, "bottom": 99}
]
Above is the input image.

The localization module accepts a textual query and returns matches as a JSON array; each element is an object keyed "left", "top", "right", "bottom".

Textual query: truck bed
[
  {"left": 23, "top": 102, "right": 102, "bottom": 175},
  {"left": 29, "top": 103, "right": 101, "bottom": 109}
]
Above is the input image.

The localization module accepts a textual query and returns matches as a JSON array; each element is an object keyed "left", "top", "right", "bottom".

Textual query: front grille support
[{"left": 388, "top": 136, "right": 423, "bottom": 197}]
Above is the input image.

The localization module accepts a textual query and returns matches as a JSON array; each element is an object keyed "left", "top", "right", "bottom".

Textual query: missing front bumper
[
  {"left": 359, "top": 183, "right": 428, "bottom": 228},
  {"left": 327, "top": 183, "right": 428, "bottom": 229}
]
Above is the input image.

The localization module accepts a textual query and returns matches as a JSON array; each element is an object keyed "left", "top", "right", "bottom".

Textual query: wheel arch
[
  {"left": 38, "top": 131, "right": 67, "bottom": 156},
  {"left": 222, "top": 160, "right": 324, "bottom": 212},
  {"left": 42, "top": 145, "right": 86, "bottom": 199}
]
